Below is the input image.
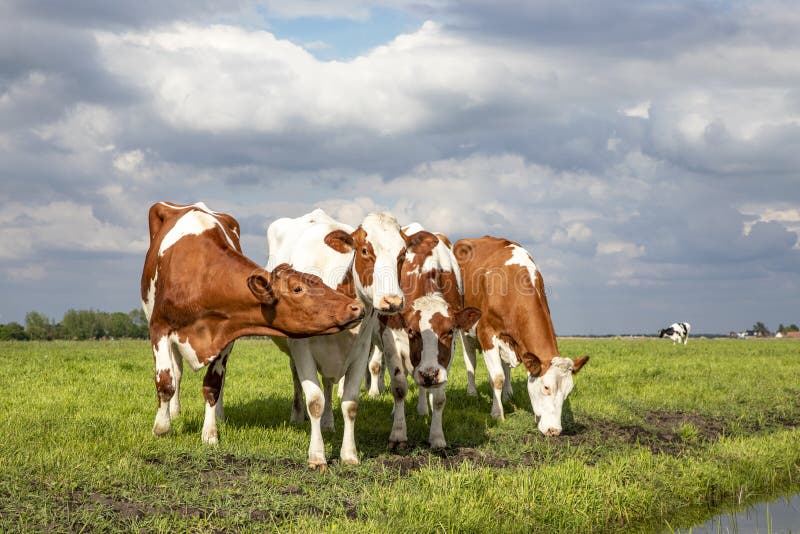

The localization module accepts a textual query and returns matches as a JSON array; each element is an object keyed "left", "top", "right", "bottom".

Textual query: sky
[{"left": 1, "top": 0, "right": 799, "bottom": 335}]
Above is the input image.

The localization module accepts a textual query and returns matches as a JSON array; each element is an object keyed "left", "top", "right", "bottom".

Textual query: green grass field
[{"left": 2, "top": 338, "right": 799, "bottom": 532}]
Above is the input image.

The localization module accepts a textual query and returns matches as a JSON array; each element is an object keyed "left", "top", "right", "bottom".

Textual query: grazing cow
[
  {"left": 659, "top": 322, "right": 691, "bottom": 344},
  {"left": 141, "top": 202, "right": 364, "bottom": 445},
  {"left": 266, "top": 209, "right": 438, "bottom": 468},
  {"left": 453, "top": 236, "right": 589, "bottom": 436},
  {"left": 371, "top": 223, "right": 481, "bottom": 449}
]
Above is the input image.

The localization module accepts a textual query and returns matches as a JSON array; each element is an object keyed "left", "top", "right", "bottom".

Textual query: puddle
[{"left": 679, "top": 494, "right": 800, "bottom": 533}]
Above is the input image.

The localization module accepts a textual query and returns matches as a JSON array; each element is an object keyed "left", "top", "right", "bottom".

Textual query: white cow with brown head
[{"left": 266, "top": 209, "right": 438, "bottom": 468}]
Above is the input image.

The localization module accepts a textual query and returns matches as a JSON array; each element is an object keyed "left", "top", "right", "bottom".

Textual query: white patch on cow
[
  {"left": 141, "top": 272, "right": 157, "bottom": 321},
  {"left": 505, "top": 244, "right": 538, "bottom": 287},
  {"left": 152, "top": 335, "right": 173, "bottom": 436},
  {"left": 159, "top": 210, "right": 236, "bottom": 256},
  {"left": 267, "top": 208, "right": 354, "bottom": 290},
  {"left": 529, "top": 356, "right": 575, "bottom": 436},
  {"left": 492, "top": 335, "right": 521, "bottom": 368},
  {"left": 169, "top": 334, "right": 204, "bottom": 371},
  {"left": 411, "top": 294, "right": 450, "bottom": 386},
  {"left": 358, "top": 212, "right": 405, "bottom": 306}
]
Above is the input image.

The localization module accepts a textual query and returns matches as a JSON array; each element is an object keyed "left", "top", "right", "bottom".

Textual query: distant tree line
[
  {"left": 0, "top": 309, "right": 149, "bottom": 341},
  {"left": 750, "top": 322, "right": 800, "bottom": 337}
]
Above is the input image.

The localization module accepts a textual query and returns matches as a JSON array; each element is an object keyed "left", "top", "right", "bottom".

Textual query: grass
[{"left": 1, "top": 338, "right": 800, "bottom": 532}]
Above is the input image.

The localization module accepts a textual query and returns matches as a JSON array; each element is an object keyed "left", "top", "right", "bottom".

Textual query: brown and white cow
[
  {"left": 266, "top": 209, "right": 438, "bottom": 468},
  {"left": 141, "top": 202, "right": 364, "bottom": 445},
  {"left": 453, "top": 236, "right": 589, "bottom": 436},
  {"left": 375, "top": 223, "right": 481, "bottom": 449}
]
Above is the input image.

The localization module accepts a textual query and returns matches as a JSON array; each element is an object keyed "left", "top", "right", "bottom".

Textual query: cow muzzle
[
  {"left": 416, "top": 367, "right": 445, "bottom": 387},
  {"left": 376, "top": 294, "right": 403, "bottom": 314},
  {"left": 338, "top": 301, "right": 365, "bottom": 327}
]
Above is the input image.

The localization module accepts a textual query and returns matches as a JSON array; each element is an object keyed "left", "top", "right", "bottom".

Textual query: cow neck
[{"left": 171, "top": 249, "right": 286, "bottom": 360}]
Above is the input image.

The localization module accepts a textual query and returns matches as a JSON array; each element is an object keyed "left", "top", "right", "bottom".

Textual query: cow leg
[
  {"left": 289, "top": 357, "right": 306, "bottom": 423},
  {"left": 428, "top": 387, "right": 447, "bottom": 449},
  {"left": 367, "top": 344, "right": 385, "bottom": 397},
  {"left": 152, "top": 336, "right": 176, "bottom": 436},
  {"left": 416, "top": 385, "right": 429, "bottom": 416},
  {"left": 321, "top": 377, "right": 335, "bottom": 432},
  {"left": 292, "top": 347, "right": 328, "bottom": 469},
  {"left": 201, "top": 349, "right": 230, "bottom": 445},
  {"left": 384, "top": 330, "right": 408, "bottom": 449},
  {"left": 482, "top": 345, "right": 506, "bottom": 420},
  {"left": 461, "top": 332, "right": 479, "bottom": 396},
  {"left": 168, "top": 348, "right": 183, "bottom": 418},
  {"left": 336, "top": 376, "right": 345, "bottom": 399},
  {"left": 501, "top": 361, "right": 514, "bottom": 401},
  {"left": 213, "top": 342, "right": 233, "bottom": 423}
]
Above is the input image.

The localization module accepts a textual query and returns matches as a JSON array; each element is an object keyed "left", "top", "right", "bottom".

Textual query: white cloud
[{"left": 0, "top": 201, "right": 146, "bottom": 261}]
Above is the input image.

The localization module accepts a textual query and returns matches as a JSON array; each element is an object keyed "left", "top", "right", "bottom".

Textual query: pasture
[{"left": 2, "top": 338, "right": 799, "bottom": 532}]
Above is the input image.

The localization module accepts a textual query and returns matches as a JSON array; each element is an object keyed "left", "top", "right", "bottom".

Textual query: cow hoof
[
  {"left": 466, "top": 387, "right": 478, "bottom": 397},
  {"left": 490, "top": 409, "right": 505, "bottom": 421},
  {"left": 388, "top": 440, "right": 408, "bottom": 451},
  {"left": 429, "top": 438, "right": 447, "bottom": 450},
  {"left": 340, "top": 456, "right": 360, "bottom": 466},
  {"left": 308, "top": 462, "right": 327, "bottom": 472},
  {"left": 368, "top": 388, "right": 381, "bottom": 398},
  {"left": 152, "top": 419, "right": 171, "bottom": 437},
  {"left": 202, "top": 430, "right": 219, "bottom": 445},
  {"left": 501, "top": 391, "right": 513, "bottom": 402},
  {"left": 169, "top": 407, "right": 181, "bottom": 419}
]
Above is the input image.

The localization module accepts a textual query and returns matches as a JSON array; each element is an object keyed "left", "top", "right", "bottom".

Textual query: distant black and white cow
[{"left": 659, "top": 322, "right": 691, "bottom": 344}]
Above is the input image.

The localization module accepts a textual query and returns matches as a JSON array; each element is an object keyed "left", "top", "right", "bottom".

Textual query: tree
[
  {"left": 753, "top": 322, "right": 771, "bottom": 337},
  {"left": 776, "top": 323, "right": 799, "bottom": 334},
  {"left": 0, "top": 322, "right": 29, "bottom": 340},
  {"left": 25, "top": 311, "right": 54, "bottom": 340}
]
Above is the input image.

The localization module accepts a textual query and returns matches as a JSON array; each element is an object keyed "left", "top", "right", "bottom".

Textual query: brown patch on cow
[
  {"left": 155, "top": 369, "right": 174, "bottom": 402},
  {"left": 428, "top": 311, "right": 455, "bottom": 368},
  {"left": 456, "top": 236, "right": 560, "bottom": 378},
  {"left": 202, "top": 386, "right": 219, "bottom": 407},
  {"left": 435, "top": 232, "right": 452, "bottom": 248},
  {"left": 369, "top": 359, "right": 382, "bottom": 375},
  {"left": 335, "top": 270, "right": 357, "bottom": 300},
  {"left": 308, "top": 397, "right": 323, "bottom": 419},
  {"left": 324, "top": 229, "right": 355, "bottom": 253},
  {"left": 351, "top": 227, "right": 374, "bottom": 288},
  {"left": 492, "top": 374, "right": 505, "bottom": 390}
]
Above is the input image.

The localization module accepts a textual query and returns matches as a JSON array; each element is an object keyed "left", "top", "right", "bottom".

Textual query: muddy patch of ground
[
  {"left": 67, "top": 490, "right": 216, "bottom": 520},
  {"left": 376, "top": 446, "right": 511, "bottom": 475}
]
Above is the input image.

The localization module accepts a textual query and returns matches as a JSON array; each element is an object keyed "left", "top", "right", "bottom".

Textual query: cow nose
[
  {"left": 419, "top": 368, "right": 439, "bottom": 387},
  {"left": 349, "top": 302, "right": 364, "bottom": 317},
  {"left": 378, "top": 294, "right": 403, "bottom": 313},
  {"left": 545, "top": 427, "right": 561, "bottom": 437}
]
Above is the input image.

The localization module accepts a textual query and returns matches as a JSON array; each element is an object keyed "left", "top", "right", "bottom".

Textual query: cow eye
[
  {"left": 407, "top": 328, "right": 415, "bottom": 336},
  {"left": 293, "top": 286, "right": 303, "bottom": 293},
  {"left": 361, "top": 247, "right": 369, "bottom": 256}
]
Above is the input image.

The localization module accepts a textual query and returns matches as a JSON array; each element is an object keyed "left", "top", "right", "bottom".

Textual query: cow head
[
  {"left": 404, "top": 294, "right": 481, "bottom": 388},
  {"left": 247, "top": 264, "right": 364, "bottom": 336},
  {"left": 527, "top": 355, "right": 589, "bottom": 436},
  {"left": 323, "top": 212, "right": 438, "bottom": 314}
]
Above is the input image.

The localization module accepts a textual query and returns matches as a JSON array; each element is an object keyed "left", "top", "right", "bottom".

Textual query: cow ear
[
  {"left": 572, "top": 355, "right": 589, "bottom": 374},
  {"left": 247, "top": 269, "right": 276, "bottom": 305},
  {"left": 324, "top": 229, "right": 355, "bottom": 253},
  {"left": 405, "top": 231, "right": 439, "bottom": 255},
  {"left": 454, "top": 307, "right": 481, "bottom": 331}
]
